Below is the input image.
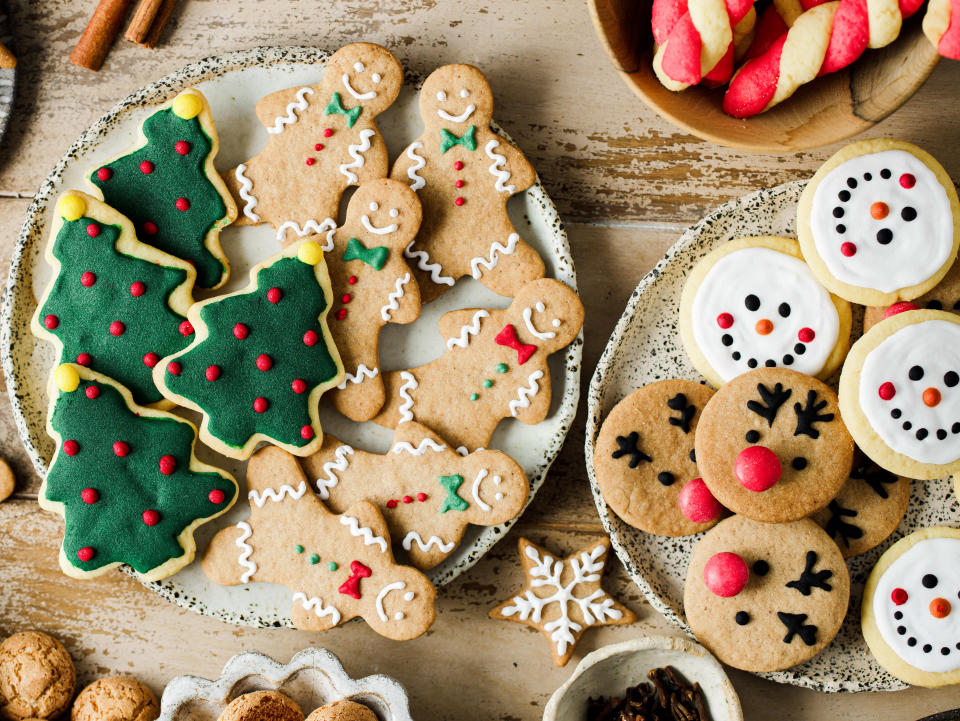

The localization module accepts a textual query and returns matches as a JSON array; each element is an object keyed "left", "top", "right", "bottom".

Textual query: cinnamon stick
[
  {"left": 125, "top": 0, "right": 179, "bottom": 49},
  {"left": 69, "top": 0, "right": 132, "bottom": 71}
]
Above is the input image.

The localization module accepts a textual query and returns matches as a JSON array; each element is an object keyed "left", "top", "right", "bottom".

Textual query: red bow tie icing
[
  {"left": 495, "top": 324, "right": 537, "bottom": 365},
  {"left": 338, "top": 559, "right": 372, "bottom": 599}
]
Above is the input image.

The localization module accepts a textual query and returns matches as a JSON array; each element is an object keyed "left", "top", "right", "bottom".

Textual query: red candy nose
[
  {"left": 679, "top": 478, "right": 723, "bottom": 523},
  {"left": 735, "top": 445, "right": 781, "bottom": 492},
  {"left": 703, "top": 551, "right": 749, "bottom": 597}
]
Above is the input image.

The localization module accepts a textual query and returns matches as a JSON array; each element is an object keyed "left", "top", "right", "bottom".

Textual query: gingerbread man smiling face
[{"left": 419, "top": 64, "right": 495, "bottom": 131}]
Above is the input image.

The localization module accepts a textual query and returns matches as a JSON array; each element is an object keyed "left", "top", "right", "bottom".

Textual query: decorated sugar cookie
[
  {"left": 679, "top": 236, "right": 851, "bottom": 387},
  {"left": 153, "top": 240, "right": 343, "bottom": 459},
  {"left": 684, "top": 515, "right": 850, "bottom": 672},
  {"left": 695, "top": 367, "right": 854, "bottom": 522},
  {"left": 390, "top": 64, "right": 545, "bottom": 302},
  {"left": 301, "top": 421, "right": 528, "bottom": 570},
  {"left": 862, "top": 526, "right": 960, "bottom": 687},
  {"left": 224, "top": 43, "right": 403, "bottom": 245},
  {"left": 370, "top": 278, "right": 584, "bottom": 452},
  {"left": 798, "top": 139, "right": 960, "bottom": 306},
  {"left": 31, "top": 192, "right": 197, "bottom": 407},
  {"left": 202, "top": 445, "right": 436, "bottom": 640},
  {"left": 87, "top": 89, "right": 237, "bottom": 289},
  {"left": 593, "top": 379, "right": 725, "bottom": 536},
  {"left": 839, "top": 309, "right": 960, "bottom": 479},
  {"left": 40, "top": 364, "right": 238, "bottom": 581}
]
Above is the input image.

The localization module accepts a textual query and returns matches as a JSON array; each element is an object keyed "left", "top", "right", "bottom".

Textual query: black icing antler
[
  {"left": 777, "top": 612, "right": 818, "bottom": 646},
  {"left": 612, "top": 431, "right": 652, "bottom": 469},
  {"left": 746, "top": 383, "right": 792, "bottom": 427},
  {"left": 850, "top": 458, "right": 898, "bottom": 499},
  {"left": 793, "top": 390, "right": 835, "bottom": 439},
  {"left": 667, "top": 393, "right": 697, "bottom": 434},
  {"left": 823, "top": 501, "right": 863, "bottom": 548},
  {"left": 785, "top": 551, "right": 833, "bottom": 595}
]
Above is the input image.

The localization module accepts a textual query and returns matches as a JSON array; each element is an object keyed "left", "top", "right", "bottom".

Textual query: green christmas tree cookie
[
  {"left": 40, "top": 363, "right": 238, "bottom": 581},
  {"left": 154, "top": 239, "right": 344, "bottom": 459},
  {"left": 87, "top": 89, "right": 237, "bottom": 289},
  {"left": 31, "top": 192, "right": 197, "bottom": 407}
]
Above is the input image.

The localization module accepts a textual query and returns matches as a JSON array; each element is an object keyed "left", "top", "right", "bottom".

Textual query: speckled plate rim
[{"left": 0, "top": 46, "right": 581, "bottom": 613}]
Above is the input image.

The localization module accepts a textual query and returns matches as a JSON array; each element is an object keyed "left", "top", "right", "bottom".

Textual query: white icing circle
[
  {"left": 369, "top": 201, "right": 379, "bottom": 211},
  {"left": 353, "top": 62, "right": 365, "bottom": 72},
  {"left": 859, "top": 319, "right": 960, "bottom": 465},
  {"left": 389, "top": 208, "right": 399, "bottom": 218},
  {"left": 690, "top": 247, "right": 840, "bottom": 381},
  {"left": 873, "top": 537, "right": 960, "bottom": 673},
  {"left": 811, "top": 150, "right": 953, "bottom": 292},
  {"left": 436, "top": 91, "right": 447, "bottom": 101},
  {"left": 403, "top": 591, "right": 415, "bottom": 601},
  {"left": 460, "top": 89, "right": 470, "bottom": 98},
  {"left": 372, "top": 73, "right": 381, "bottom": 83}
]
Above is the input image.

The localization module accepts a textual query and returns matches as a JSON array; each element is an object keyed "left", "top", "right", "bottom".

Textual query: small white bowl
[
  {"left": 543, "top": 636, "right": 742, "bottom": 721},
  {"left": 159, "top": 648, "right": 411, "bottom": 721}
]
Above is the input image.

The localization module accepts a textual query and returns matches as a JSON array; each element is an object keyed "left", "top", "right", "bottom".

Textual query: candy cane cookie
[{"left": 924, "top": 0, "right": 960, "bottom": 58}]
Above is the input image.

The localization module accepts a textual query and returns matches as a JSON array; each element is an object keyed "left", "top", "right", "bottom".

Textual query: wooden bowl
[{"left": 588, "top": 0, "right": 940, "bottom": 153}]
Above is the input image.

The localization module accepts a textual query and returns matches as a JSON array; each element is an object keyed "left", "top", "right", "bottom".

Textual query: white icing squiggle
[
  {"left": 362, "top": 214, "right": 398, "bottom": 236},
  {"left": 342, "top": 74, "right": 376, "bottom": 101},
  {"left": 447, "top": 310, "right": 489, "bottom": 349},
  {"left": 380, "top": 274, "right": 411, "bottom": 322},
  {"left": 275, "top": 218, "right": 336, "bottom": 245},
  {"left": 316, "top": 445, "right": 355, "bottom": 500},
  {"left": 406, "top": 142, "right": 426, "bottom": 191},
  {"left": 471, "top": 469, "right": 495, "bottom": 512},
  {"left": 470, "top": 233, "right": 519, "bottom": 280},
  {"left": 266, "top": 87, "right": 314, "bottom": 134},
  {"left": 438, "top": 104, "right": 475, "bottom": 123},
  {"left": 485, "top": 139, "right": 516, "bottom": 193},
  {"left": 292, "top": 591, "right": 342, "bottom": 626},
  {"left": 403, "top": 531, "right": 455, "bottom": 553},
  {"left": 510, "top": 370, "right": 544, "bottom": 417},
  {"left": 404, "top": 242, "right": 455, "bottom": 286},
  {"left": 392, "top": 438, "right": 446, "bottom": 456},
  {"left": 397, "top": 371, "right": 418, "bottom": 423},
  {"left": 523, "top": 302, "right": 557, "bottom": 340},
  {"left": 376, "top": 581, "right": 407, "bottom": 622},
  {"left": 249, "top": 480, "right": 307, "bottom": 508},
  {"left": 339, "top": 129, "right": 376, "bottom": 184},
  {"left": 234, "top": 164, "right": 260, "bottom": 222},
  {"left": 235, "top": 521, "right": 256, "bottom": 583},
  {"left": 340, "top": 515, "right": 388, "bottom": 552},
  {"left": 337, "top": 364, "right": 379, "bottom": 390}
]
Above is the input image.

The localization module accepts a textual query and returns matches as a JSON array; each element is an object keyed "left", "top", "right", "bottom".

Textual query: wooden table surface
[{"left": 1, "top": 2, "right": 959, "bottom": 720}]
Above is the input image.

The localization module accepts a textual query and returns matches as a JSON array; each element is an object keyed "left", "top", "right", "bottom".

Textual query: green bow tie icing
[
  {"left": 324, "top": 92, "right": 362, "bottom": 128},
  {"left": 438, "top": 474, "right": 469, "bottom": 513},
  {"left": 440, "top": 125, "right": 477, "bottom": 154},
  {"left": 343, "top": 237, "right": 389, "bottom": 270}
]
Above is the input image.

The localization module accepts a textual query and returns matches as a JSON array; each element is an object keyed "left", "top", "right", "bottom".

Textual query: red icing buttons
[
  {"left": 292, "top": 378, "right": 307, "bottom": 394},
  {"left": 84, "top": 386, "right": 100, "bottom": 399},
  {"left": 113, "top": 441, "right": 130, "bottom": 457},
  {"left": 256, "top": 354, "right": 273, "bottom": 371},
  {"left": 179, "top": 320, "right": 194, "bottom": 336},
  {"left": 454, "top": 161, "right": 464, "bottom": 170},
  {"left": 130, "top": 281, "right": 146, "bottom": 297},
  {"left": 336, "top": 309, "right": 347, "bottom": 320},
  {"left": 840, "top": 242, "right": 857, "bottom": 257},
  {"left": 878, "top": 382, "right": 896, "bottom": 401},
  {"left": 734, "top": 445, "right": 781, "bottom": 492},
  {"left": 81, "top": 271, "right": 97, "bottom": 287},
  {"left": 205, "top": 365, "right": 221, "bottom": 381},
  {"left": 348, "top": 276, "right": 357, "bottom": 285},
  {"left": 63, "top": 440, "right": 80, "bottom": 456},
  {"left": 143, "top": 352, "right": 160, "bottom": 368},
  {"left": 76, "top": 352, "right": 92, "bottom": 366},
  {"left": 77, "top": 547, "right": 95, "bottom": 562},
  {"left": 303, "top": 330, "right": 318, "bottom": 346},
  {"left": 931, "top": 598, "right": 952, "bottom": 618},
  {"left": 44, "top": 314, "right": 59, "bottom": 330},
  {"left": 900, "top": 173, "right": 917, "bottom": 189},
  {"left": 208, "top": 489, "right": 225, "bottom": 504},
  {"left": 716, "top": 313, "right": 733, "bottom": 329},
  {"left": 314, "top": 143, "right": 324, "bottom": 151},
  {"left": 416, "top": 493, "right": 427, "bottom": 502},
  {"left": 300, "top": 424, "right": 314, "bottom": 440},
  {"left": 678, "top": 478, "right": 723, "bottom": 523},
  {"left": 703, "top": 551, "right": 749, "bottom": 597},
  {"left": 797, "top": 327, "right": 815, "bottom": 343},
  {"left": 305, "top": 158, "right": 316, "bottom": 166},
  {"left": 455, "top": 179, "right": 464, "bottom": 188},
  {"left": 97, "top": 167, "right": 112, "bottom": 181},
  {"left": 233, "top": 323, "right": 249, "bottom": 339},
  {"left": 454, "top": 197, "right": 465, "bottom": 206},
  {"left": 267, "top": 287, "right": 283, "bottom": 303},
  {"left": 884, "top": 301, "right": 919, "bottom": 319},
  {"left": 142, "top": 509, "right": 161, "bottom": 526},
  {"left": 159, "top": 455, "right": 177, "bottom": 475},
  {"left": 109, "top": 320, "right": 126, "bottom": 336},
  {"left": 342, "top": 294, "right": 352, "bottom": 303},
  {"left": 175, "top": 140, "right": 191, "bottom": 155},
  {"left": 323, "top": 128, "right": 333, "bottom": 137},
  {"left": 143, "top": 221, "right": 158, "bottom": 235},
  {"left": 168, "top": 361, "right": 182, "bottom": 376},
  {"left": 386, "top": 500, "right": 398, "bottom": 508},
  {"left": 139, "top": 160, "right": 155, "bottom": 174},
  {"left": 175, "top": 197, "right": 191, "bottom": 212},
  {"left": 253, "top": 397, "right": 269, "bottom": 413},
  {"left": 891, "top": 587, "right": 908, "bottom": 605},
  {"left": 86, "top": 223, "right": 100, "bottom": 237},
  {"left": 81, "top": 488, "right": 99, "bottom": 504},
  {"left": 402, "top": 495, "right": 413, "bottom": 504}
]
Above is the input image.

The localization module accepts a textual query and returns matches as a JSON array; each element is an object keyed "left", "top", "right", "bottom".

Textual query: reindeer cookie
[
  {"left": 313, "top": 179, "right": 422, "bottom": 421},
  {"left": 864, "top": 257, "right": 960, "bottom": 332},
  {"left": 301, "top": 421, "right": 529, "bottom": 570},
  {"left": 371, "top": 278, "right": 584, "bottom": 452},
  {"left": 202, "top": 446, "right": 436, "bottom": 640},
  {"left": 390, "top": 64, "right": 545, "bottom": 301},
  {"left": 224, "top": 43, "right": 403, "bottom": 244}
]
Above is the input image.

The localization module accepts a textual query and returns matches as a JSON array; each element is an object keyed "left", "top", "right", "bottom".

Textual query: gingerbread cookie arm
[
  {"left": 389, "top": 141, "right": 426, "bottom": 192},
  {"left": 437, "top": 307, "right": 500, "bottom": 348},
  {"left": 255, "top": 84, "right": 319, "bottom": 134},
  {"left": 487, "top": 136, "right": 536, "bottom": 194},
  {"left": 201, "top": 524, "right": 251, "bottom": 586},
  {"left": 508, "top": 366, "right": 552, "bottom": 426},
  {"left": 370, "top": 370, "right": 419, "bottom": 429}
]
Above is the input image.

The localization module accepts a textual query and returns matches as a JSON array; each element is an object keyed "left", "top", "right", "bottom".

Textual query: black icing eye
[
  {"left": 836, "top": 224, "right": 846, "bottom": 234},
  {"left": 657, "top": 471, "right": 675, "bottom": 486},
  {"left": 923, "top": 574, "right": 938, "bottom": 589},
  {"left": 735, "top": 611, "right": 750, "bottom": 626},
  {"left": 792, "top": 457, "right": 808, "bottom": 470},
  {"left": 877, "top": 229, "right": 893, "bottom": 245},
  {"left": 745, "top": 430, "right": 760, "bottom": 443},
  {"left": 745, "top": 295, "right": 760, "bottom": 311},
  {"left": 689, "top": 448, "right": 696, "bottom": 463},
  {"left": 902, "top": 207, "right": 917, "bottom": 222},
  {"left": 753, "top": 560, "right": 769, "bottom": 576},
  {"left": 909, "top": 366, "right": 925, "bottom": 381},
  {"left": 863, "top": 172, "right": 873, "bottom": 181},
  {"left": 778, "top": 303, "right": 791, "bottom": 318},
  {"left": 945, "top": 371, "right": 958, "bottom": 387}
]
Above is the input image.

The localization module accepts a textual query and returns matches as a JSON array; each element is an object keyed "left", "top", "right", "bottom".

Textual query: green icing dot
[
  {"left": 495, "top": 363, "right": 508, "bottom": 373},
  {"left": 470, "top": 393, "right": 479, "bottom": 401},
  {"left": 295, "top": 544, "right": 304, "bottom": 554},
  {"left": 310, "top": 553, "right": 320, "bottom": 565},
  {"left": 482, "top": 379, "right": 493, "bottom": 388},
  {"left": 328, "top": 561, "right": 338, "bottom": 571}
]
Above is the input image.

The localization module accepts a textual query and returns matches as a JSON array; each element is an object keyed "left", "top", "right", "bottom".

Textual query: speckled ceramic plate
[
  {"left": 1, "top": 47, "right": 580, "bottom": 625},
  {"left": 585, "top": 181, "right": 960, "bottom": 692}
]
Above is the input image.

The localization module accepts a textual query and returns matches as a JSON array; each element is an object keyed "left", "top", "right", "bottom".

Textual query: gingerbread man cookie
[
  {"left": 301, "top": 421, "right": 529, "bottom": 570},
  {"left": 313, "top": 179, "right": 422, "bottom": 422},
  {"left": 371, "top": 278, "right": 584, "bottom": 452},
  {"left": 224, "top": 43, "right": 403, "bottom": 244},
  {"left": 390, "top": 64, "right": 545, "bottom": 301},
  {"left": 202, "top": 445, "right": 436, "bottom": 640}
]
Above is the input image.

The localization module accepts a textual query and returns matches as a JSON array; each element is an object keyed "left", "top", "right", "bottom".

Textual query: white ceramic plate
[
  {"left": 585, "top": 181, "right": 960, "bottom": 692},
  {"left": 1, "top": 47, "right": 581, "bottom": 625}
]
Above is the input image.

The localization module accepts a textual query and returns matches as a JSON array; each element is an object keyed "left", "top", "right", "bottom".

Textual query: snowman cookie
[
  {"left": 839, "top": 309, "right": 960, "bottom": 480},
  {"left": 695, "top": 367, "right": 854, "bottom": 523},
  {"left": 864, "top": 257, "right": 960, "bottom": 332},
  {"left": 593, "top": 379, "right": 725, "bottom": 536},
  {"left": 862, "top": 526, "right": 960, "bottom": 687},
  {"left": 684, "top": 515, "right": 850, "bottom": 672},
  {"left": 798, "top": 139, "right": 960, "bottom": 306},
  {"left": 679, "top": 236, "right": 851, "bottom": 388}
]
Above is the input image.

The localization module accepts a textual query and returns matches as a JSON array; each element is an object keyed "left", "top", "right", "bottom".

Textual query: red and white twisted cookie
[
  {"left": 723, "top": 0, "right": 924, "bottom": 117},
  {"left": 652, "top": 0, "right": 757, "bottom": 91},
  {"left": 924, "top": 0, "right": 960, "bottom": 58}
]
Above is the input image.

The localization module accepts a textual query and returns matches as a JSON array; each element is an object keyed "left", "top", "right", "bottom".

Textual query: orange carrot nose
[
  {"left": 870, "top": 202, "right": 890, "bottom": 220},
  {"left": 923, "top": 388, "right": 942, "bottom": 407},
  {"left": 930, "top": 597, "right": 952, "bottom": 618},
  {"left": 755, "top": 319, "right": 773, "bottom": 335}
]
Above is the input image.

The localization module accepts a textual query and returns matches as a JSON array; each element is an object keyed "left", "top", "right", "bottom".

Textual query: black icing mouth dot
[
  {"left": 847, "top": 177, "right": 858, "bottom": 189},
  {"left": 895, "top": 611, "right": 903, "bottom": 620},
  {"left": 877, "top": 229, "right": 893, "bottom": 245},
  {"left": 838, "top": 190, "right": 851, "bottom": 202},
  {"left": 782, "top": 354, "right": 794, "bottom": 365},
  {"left": 745, "top": 430, "right": 760, "bottom": 443},
  {"left": 954, "top": 422, "right": 960, "bottom": 434},
  {"left": 732, "top": 352, "right": 741, "bottom": 361},
  {"left": 753, "top": 559, "right": 770, "bottom": 576},
  {"left": 836, "top": 224, "right": 846, "bottom": 234},
  {"left": 833, "top": 206, "right": 845, "bottom": 218},
  {"left": 923, "top": 573, "right": 939, "bottom": 588},
  {"left": 917, "top": 428, "right": 929, "bottom": 440},
  {"left": 735, "top": 611, "right": 750, "bottom": 625},
  {"left": 747, "top": 358, "right": 758, "bottom": 368},
  {"left": 903, "top": 207, "right": 917, "bottom": 222},
  {"left": 795, "top": 343, "right": 806, "bottom": 355},
  {"left": 908, "top": 637, "right": 918, "bottom": 647},
  {"left": 903, "top": 421, "right": 913, "bottom": 431},
  {"left": 745, "top": 294, "right": 760, "bottom": 311},
  {"left": 792, "top": 457, "right": 808, "bottom": 470},
  {"left": 881, "top": 169, "right": 892, "bottom": 179},
  {"left": 722, "top": 334, "right": 733, "bottom": 346},
  {"left": 864, "top": 172, "right": 873, "bottom": 181},
  {"left": 765, "top": 359, "right": 776, "bottom": 367},
  {"left": 891, "top": 409, "right": 902, "bottom": 419},
  {"left": 909, "top": 365, "right": 925, "bottom": 381},
  {"left": 657, "top": 471, "right": 675, "bottom": 486},
  {"left": 938, "top": 430, "right": 948, "bottom": 440}
]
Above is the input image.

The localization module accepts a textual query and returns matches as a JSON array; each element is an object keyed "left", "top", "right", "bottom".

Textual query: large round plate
[
  {"left": 585, "top": 180, "right": 960, "bottom": 692},
  {"left": 1, "top": 47, "right": 581, "bottom": 626}
]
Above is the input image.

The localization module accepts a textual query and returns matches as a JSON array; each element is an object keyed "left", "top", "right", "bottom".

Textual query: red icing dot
[
  {"left": 84, "top": 386, "right": 100, "bottom": 399},
  {"left": 109, "top": 320, "right": 125, "bottom": 336},
  {"left": 205, "top": 365, "right": 221, "bottom": 381},
  {"left": 267, "top": 287, "right": 283, "bottom": 303},
  {"left": 386, "top": 499, "right": 398, "bottom": 508},
  {"left": 892, "top": 587, "right": 909, "bottom": 605},
  {"left": 453, "top": 160, "right": 464, "bottom": 170},
  {"left": 63, "top": 440, "right": 80, "bottom": 456},
  {"left": 342, "top": 294, "right": 352, "bottom": 303},
  {"left": 81, "top": 488, "right": 99, "bottom": 504},
  {"left": 455, "top": 179, "right": 464, "bottom": 188},
  {"left": 143, "top": 221, "right": 158, "bottom": 236},
  {"left": 113, "top": 441, "right": 130, "bottom": 457},
  {"left": 336, "top": 309, "right": 347, "bottom": 320},
  {"left": 305, "top": 157, "right": 315, "bottom": 166},
  {"left": 797, "top": 327, "right": 815, "bottom": 343},
  {"left": 208, "top": 489, "right": 225, "bottom": 504},
  {"left": 348, "top": 276, "right": 357, "bottom": 285},
  {"left": 44, "top": 314, "right": 59, "bottom": 330},
  {"left": 81, "top": 271, "right": 96, "bottom": 287},
  {"left": 402, "top": 495, "right": 413, "bottom": 504},
  {"left": 716, "top": 313, "right": 733, "bottom": 329},
  {"left": 77, "top": 547, "right": 95, "bottom": 563},
  {"left": 454, "top": 197, "right": 465, "bottom": 206},
  {"left": 175, "top": 140, "right": 191, "bottom": 155},
  {"left": 159, "top": 455, "right": 177, "bottom": 475},
  {"left": 884, "top": 301, "right": 919, "bottom": 319},
  {"left": 878, "top": 382, "right": 896, "bottom": 401},
  {"left": 139, "top": 160, "right": 155, "bottom": 174},
  {"left": 840, "top": 242, "right": 857, "bottom": 257},
  {"left": 292, "top": 378, "right": 307, "bottom": 394},
  {"left": 315, "top": 143, "right": 324, "bottom": 151},
  {"left": 86, "top": 223, "right": 100, "bottom": 237},
  {"left": 142, "top": 509, "right": 161, "bottom": 526},
  {"left": 256, "top": 354, "right": 273, "bottom": 371},
  {"left": 130, "top": 281, "right": 146, "bottom": 297},
  {"left": 143, "top": 352, "right": 160, "bottom": 368},
  {"left": 734, "top": 445, "right": 781, "bottom": 492},
  {"left": 703, "top": 552, "right": 749, "bottom": 597},
  {"left": 253, "top": 397, "right": 269, "bottom": 413},
  {"left": 303, "top": 330, "right": 318, "bottom": 346},
  {"left": 167, "top": 361, "right": 182, "bottom": 375},
  {"left": 233, "top": 323, "right": 250, "bottom": 340},
  {"left": 678, "top": 478, "right": 723, "bottom": 523},
  {"left": 900, "top": 173, "right": 916, "bottom": 189},
  {"left": 175, "top": 197, "right": 190, "bottom": 212},
  {"left": 96, "top": 167, "right": 112, "bottom": 181},
  {"left": 76, "top": 352, "right": 92, "bottom": 366},
  {"left": 323, "top": 128, "right": 333, "bottom": 137},
  {"left": 300, "top": 424, "right": 314, "bottom": 440},
  {"left": 416, "top": 493, "right": 427, "bottom": 502},
  {"left": 179, "top": 320, "right": 194, "bottom": 336}
]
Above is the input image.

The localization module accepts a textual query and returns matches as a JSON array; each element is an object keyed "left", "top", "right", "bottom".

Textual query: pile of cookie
[
  {"left": 595, "top": 137, "right": 960, "bottom": 686},
  {"left": 29, "top": 42, "right": 584, "bottom": 641}
]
